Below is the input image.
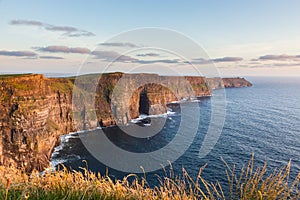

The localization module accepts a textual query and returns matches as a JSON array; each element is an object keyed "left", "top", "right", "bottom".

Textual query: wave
[
  {"left": 50, "top": 155, "right": 83, "bottom": 168},
  {"left": 130, "top": 109, "right": 177, "bottom": 124},
  {"left": 168, "top": 98, "right": 201, "bottom": 104}
]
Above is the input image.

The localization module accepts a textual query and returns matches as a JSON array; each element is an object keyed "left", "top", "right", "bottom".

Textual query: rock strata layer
[{"left": 0, "top": 73, "right": 252, "bottom": 172}]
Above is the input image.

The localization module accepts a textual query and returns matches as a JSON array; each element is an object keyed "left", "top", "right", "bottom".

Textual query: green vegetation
[
  {"left": 0, "top": 157, "right": 299, "bottom": 200},
  {"left": 10, "top": 83, "right": 35, "bottom": 91},
  {"left": 0, "top": 74, "right": 40, "bottom": 92},
  {"left": 0, "top": 74, "right": 33, "bottom": 79},
  {"left": 49, "top": 79, "right": 74, "bottom": 93}
]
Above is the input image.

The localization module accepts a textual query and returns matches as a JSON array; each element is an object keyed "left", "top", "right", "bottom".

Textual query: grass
[
  {"left": 0, "top": 156, "right": 299, "bottom": 200},
  {"left": 10, "top": 83, "right": 35, "bottom": 91},
  {"left": 0, "top": 73, "right": 33, "bottom": 79},
  {"left": 48, "top": 79, "right": 74, "bottom": 93}
]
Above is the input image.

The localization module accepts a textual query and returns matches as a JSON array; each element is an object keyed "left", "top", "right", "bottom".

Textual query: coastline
[{"left": 0, "top": 73, "right": 252, "bottom": 172}]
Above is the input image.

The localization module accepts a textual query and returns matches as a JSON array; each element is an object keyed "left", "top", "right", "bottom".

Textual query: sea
[{"left": 51, "top": 76, "right": 300, "bottom": 189}]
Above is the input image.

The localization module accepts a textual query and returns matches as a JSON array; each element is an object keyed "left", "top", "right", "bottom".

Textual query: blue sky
[{"left": 1, "top": 0, "right": 300, "bottom": 76}]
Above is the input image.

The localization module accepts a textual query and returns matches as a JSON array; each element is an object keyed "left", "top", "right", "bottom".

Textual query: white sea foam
[
  {"left": 167, "top": 97, "right": 203, "bottom": 104},
  {"left": 130, "top": 109, "right": 178, "bottom": 124},
  {"left": 167, "top": 110, "right": 176, "bottom": 116},
  {"left": 50, "top": 158, "right": 68, "bottom": 168},
  {"left": 64, "top": 134, "right": 79, "bottom": 140},
  {"left": 51, "top": 133, "right": 81, "bottom": 167}
]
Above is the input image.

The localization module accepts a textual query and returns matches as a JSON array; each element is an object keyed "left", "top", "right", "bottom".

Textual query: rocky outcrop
[{"left": 0, "top": 73, "right": 252, "bottom": 172}]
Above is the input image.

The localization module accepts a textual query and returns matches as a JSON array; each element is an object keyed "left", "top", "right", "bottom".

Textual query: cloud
[
  {"left": 10, "top": 19, "right": 95, "bottom": 37},
  {"left": 91, "top": 50, "right": 179, "bottom": 64},
  {"left": 258, "top": 54, "right": 300, "bottom": 61},
  {"left": 45, "top": 26, "right": 78, "bottom": 32},
  {"left": 36, "top": 46, "right": 91, "bottom": 54},
  {"left": 188, "top": 58, "right": 210, "bottom": 64},
  {"left": 244, "top": 62, "right": 300, "bottom": 68},
  {"left": 91, "top": 50, "right": 137, "bottom": 62},
  {"left": 136, "top": 53, "right": 160, "bottom": 57},
  {"left": 0, "top": 50, "right": 37, "bottom": 57},
  {"left": 10, "top": 19, "right": 43, "bottom": 26},
  {"left": 272, "top": 62, "right": 300, "bottom": 67},
  {"left": 212, "top": 57, "right": 243, "bottom": 62},
  {"left": 39, "top": 56, "right": 64, "bottom": 59},
  {"left": 188, "top": 57, "right": 243, "bottom": 65},
  {"left": 132, "top": 56, "right": 243, "bottom": 65},
  {"left": 98, "top": 42, "right": 138, "bottom": 48},
  {"left": 134, "top": 59, "right": 181, "bottom": 64}
]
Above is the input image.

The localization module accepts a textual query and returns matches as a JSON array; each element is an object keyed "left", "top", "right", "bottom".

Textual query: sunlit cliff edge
[{"left": 0, "top": 73, "right": 252, "bottom": 172}]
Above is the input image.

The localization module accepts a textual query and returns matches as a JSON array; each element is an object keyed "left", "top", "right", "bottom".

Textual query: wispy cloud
[
  {"left": 134, "top": 56, "right": 243, "bottom": 65},
  {"left": 212, "top": 57, "right": 243, "bottom": 62},
  {"left": 10, "top": 19, "right": 43, "bottom": 26},
  {"left": 39, "top": 55, "right": 64, "bottom": 59},
  {"left": 136, "top": 53, "right": 160, "bottom": 57},
  {"left": 98, "top": 42, "right": 138, "bottom": 48},
  {"left": 242, "top": 62, "right": 300, "bottom": 68},
  {"left": 258, "top": 54, "right": 300, "bottom": 61},
  {"left": 272, "top": 62, "right": 300, "bottom": 67},
  {"left": 10, "top": 19, "right": 95, "bottom": 37},
  {"left": 91, "top": 50, "right": 137, "bottom": 62},
  {"left": 0, "top": 50, "right": 37, "bottom": 57},
  {"left": 36, "top": 46, "right": 91, "bottom": 54},
  {"left": 134, "top": 59, "right": 181, "bottom": 64},
  {"left": 189, "top": 57, "right": 243, "bottom": 64},
  {"left": 92, "top": 50, "right": 180, "bottom": 64},
  {"left": 188, "top": 58, "right": 209, "bottom": 64}
]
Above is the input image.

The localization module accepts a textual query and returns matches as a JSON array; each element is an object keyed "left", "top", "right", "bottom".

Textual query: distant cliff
[
  {"left": 206, "top": 77, "right": 253, "bottom": 89},
  {"left": 0, "top": 73, "right": 252, "bottom": 172}
]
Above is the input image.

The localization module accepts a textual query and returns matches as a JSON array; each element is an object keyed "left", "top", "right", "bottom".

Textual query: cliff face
[
  {"left": 93, "top": 74, "right": 211, "bottom": 126},
  {"left": 0, "top": 73, "right": 252, "bottom": 172},
  {"left": 0, "top": 74, "right": 75, "bottom": 172}
]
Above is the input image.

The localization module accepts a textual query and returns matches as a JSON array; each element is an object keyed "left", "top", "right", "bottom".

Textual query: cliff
[
  {"left": 0, "top": 73, "right": 252, "bottom": 172},
  {"left": 0, "top": 74, "right": 75, "bottom": 172},
  {"left": 206, "top": 77, "right": 253, "bottom": 89}
]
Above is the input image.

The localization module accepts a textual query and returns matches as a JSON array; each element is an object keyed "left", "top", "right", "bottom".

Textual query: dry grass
[{"left": 0, "top": 157, "right": 299, "bottom": 200}]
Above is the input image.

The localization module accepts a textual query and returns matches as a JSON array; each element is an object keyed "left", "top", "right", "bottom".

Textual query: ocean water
[{"left": 51, "top": 77, "right": 300, "bottom": 188}]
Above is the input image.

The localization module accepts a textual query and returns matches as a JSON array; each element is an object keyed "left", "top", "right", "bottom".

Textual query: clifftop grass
[
  {"left": 0, "top": 157, "right": 299, "bottom": 200},
  {"left": 0, "top": 74, "right": 33, "bottom": 79}
]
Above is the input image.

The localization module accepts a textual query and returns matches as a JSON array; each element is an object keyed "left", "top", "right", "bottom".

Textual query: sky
[{"left": 0, "top": 0, "right": 300, "bottom": 77}]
